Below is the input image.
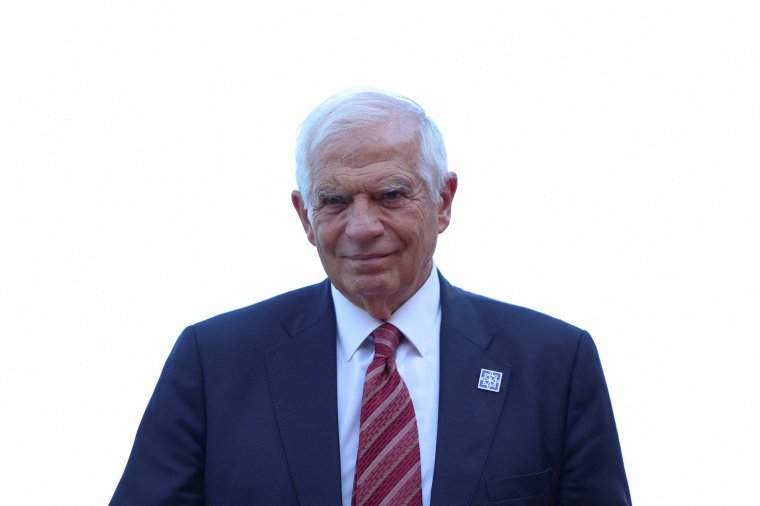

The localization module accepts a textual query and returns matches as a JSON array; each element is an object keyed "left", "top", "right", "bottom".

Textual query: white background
[{"left": 1, "top": 1, "right": 758, "bottom": 504}]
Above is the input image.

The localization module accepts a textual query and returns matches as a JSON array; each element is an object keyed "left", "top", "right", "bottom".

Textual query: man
[{"left": 111, "top": 89, "right": 631, "bottom": 505}]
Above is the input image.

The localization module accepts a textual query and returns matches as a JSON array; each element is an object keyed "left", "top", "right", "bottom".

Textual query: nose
[{"left": 345, "top": 197, "right": 384, "bottom": 241}]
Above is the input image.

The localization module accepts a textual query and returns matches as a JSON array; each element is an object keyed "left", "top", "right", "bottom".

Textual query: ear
[
  {"left": 291, "top": 190, "right": 316, "bottom": 246},
  {"left": 437, "top": 172, "right": 458, "bottom": 234}
]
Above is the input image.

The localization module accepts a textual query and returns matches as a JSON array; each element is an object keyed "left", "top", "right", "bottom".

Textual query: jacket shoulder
[
  {"left": 442, "top": 281, "right": 587, "bottom": 354},
  {"left": 465, "top": 288, "right": 581, "bottom": 335},
  {"left": 187, "top": 280, "right": 332, "bottom": 348}
]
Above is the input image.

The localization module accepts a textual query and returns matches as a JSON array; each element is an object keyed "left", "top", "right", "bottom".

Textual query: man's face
[{"left": 292, "top": 113, "right": 457, "bottom": 320}]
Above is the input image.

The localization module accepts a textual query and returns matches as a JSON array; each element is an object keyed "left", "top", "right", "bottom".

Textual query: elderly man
[{"left": 111, "top": 90, "right": 631, "bottom": 505}]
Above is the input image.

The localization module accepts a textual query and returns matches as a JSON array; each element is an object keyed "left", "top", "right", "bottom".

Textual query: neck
[
  {"left": 346, "top": 264, "right": 434, "bottom": 321},
  {"left": 353, "top": 297, "right": 401, "bottom": 321}
]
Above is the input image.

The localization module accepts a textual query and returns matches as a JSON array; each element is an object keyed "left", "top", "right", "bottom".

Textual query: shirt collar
[{"left": 333, "top": 266, "right": 441, "bottom": 362}]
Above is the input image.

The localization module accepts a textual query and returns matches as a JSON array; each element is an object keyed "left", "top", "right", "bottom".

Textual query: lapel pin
[{"left": 478, "top": 368, "right": 503, "bottom": 392}]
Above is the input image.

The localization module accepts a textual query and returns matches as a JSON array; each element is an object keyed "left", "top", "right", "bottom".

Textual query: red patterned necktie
[{"left": 351, "top": 323, "right": 423, "bottom": 506}]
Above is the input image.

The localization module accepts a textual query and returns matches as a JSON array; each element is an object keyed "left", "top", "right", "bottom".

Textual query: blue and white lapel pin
[{"left": 478, "top": 368, "right": 503, "bottom": 392}]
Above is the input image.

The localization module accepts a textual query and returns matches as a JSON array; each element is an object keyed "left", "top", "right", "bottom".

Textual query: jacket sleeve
[
  {"left": 110, "top": 327, "right": 206, "bottom": 505},
  {"left": 558, "top": 331, "right": 632, "bottom": 506}
]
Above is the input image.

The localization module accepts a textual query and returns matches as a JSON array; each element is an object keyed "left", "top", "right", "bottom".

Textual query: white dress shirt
[{"left": 333, "top": 268, "right": 441, "bottom": 506}]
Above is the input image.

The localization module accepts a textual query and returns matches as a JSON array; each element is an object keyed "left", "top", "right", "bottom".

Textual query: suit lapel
[
  {"left": 265, "top": 281, "right": 342, "bottom": 506},
  {"left": 431, "top": 276, "right": 512, "bottom": 505}
]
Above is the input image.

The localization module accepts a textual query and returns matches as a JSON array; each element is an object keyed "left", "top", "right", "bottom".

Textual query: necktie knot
[{"left": 372, "top": 323, "right": 401, "bottom": 359}]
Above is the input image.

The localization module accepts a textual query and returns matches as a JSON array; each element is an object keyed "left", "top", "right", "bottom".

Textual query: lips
[{"left": 346, "top": 253, "right": 391, "bottom": 261}]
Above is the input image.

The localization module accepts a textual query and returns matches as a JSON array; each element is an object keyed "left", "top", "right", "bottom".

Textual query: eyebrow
[
  {"left": 378, "top": 181, "right": 412, "bottom": 193},
  {"left": 314, "top": 189, "right": 345, "bottom": 202}
]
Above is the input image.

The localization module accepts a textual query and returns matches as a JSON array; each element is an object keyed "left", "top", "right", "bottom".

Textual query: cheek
[
  {"left": 411, "top": 209, "right": 438, "bottom": 241},
  {"left": 311, "top": 219, "right": 342, "bottom": 253}
]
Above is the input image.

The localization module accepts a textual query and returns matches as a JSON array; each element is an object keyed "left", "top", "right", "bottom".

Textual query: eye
[
  {"left": 322, "top": 196, "right": 342, "bottom": 206},
  {"left": 315, "top": 193, "right": 349, "bottom": 212},
  {"left": 375, "top": 187, "right": 408, "bottom": 207}
]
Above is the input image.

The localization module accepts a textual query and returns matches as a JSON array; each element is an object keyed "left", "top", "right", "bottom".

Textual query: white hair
[{"left": 295, "top": 88, "right": 448, "bottom": 213}]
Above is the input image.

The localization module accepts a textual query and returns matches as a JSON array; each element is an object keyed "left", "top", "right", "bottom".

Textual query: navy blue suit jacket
[{"left": 111, "top": 274, "right": 631, "bottom": 505}]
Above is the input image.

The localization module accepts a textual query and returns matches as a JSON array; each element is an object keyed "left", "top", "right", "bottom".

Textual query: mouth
[{"left": 345, "top": 253, "right": 391, "bottom": 261}]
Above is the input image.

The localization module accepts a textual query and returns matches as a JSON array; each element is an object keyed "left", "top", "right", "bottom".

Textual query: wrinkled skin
[{"left": 292, "top": 112, "right": 457, "bottom": 320}]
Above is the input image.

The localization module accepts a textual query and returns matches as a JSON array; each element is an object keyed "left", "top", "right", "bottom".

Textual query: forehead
[{"left": 312, "top": 112, "right": 420, "bottom": 175}]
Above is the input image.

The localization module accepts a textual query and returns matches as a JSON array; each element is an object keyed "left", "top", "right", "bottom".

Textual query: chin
[{"left": 344, "top": 275, "right": 401, "bottom": 299}]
